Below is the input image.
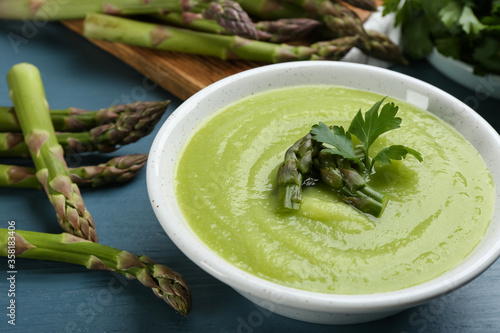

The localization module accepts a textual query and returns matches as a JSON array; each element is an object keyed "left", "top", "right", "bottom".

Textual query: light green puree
[{"left": 175, "top": 85, "right": 495, "bottom": 294}]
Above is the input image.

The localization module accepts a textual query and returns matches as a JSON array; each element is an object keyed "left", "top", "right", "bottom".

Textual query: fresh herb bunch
[
  {"left": 276, "top": 97, "right": 422, "bottom": 217},
  {"left": 383, "top": 0, "right": 500, "bottom": 75}
]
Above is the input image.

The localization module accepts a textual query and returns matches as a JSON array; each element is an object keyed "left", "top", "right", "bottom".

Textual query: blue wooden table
[{"left": 1, "top": 20, "right": 499, "bottom": 333}]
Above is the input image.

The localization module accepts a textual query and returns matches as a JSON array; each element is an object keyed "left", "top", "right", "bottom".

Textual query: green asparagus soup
[{"left": 174, "top": 85, "right": 495, "bottom": 294}]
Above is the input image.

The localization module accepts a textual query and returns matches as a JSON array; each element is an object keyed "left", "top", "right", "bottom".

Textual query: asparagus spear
[
  {"left": 153, "top": 11, "right": 230, "bottom": 35},
  {"left": 0, "top": 154, "right": 148, "bottom": 189},
  {"left": 203, "top": 0, "right": 259, "bottom": 39},
  {"left": 0, "top": 102, "right": 166, "bottom": 157},
  {"left": 234, "top": 0, "right": 305, "bottom": 19},
  {"left": 289, "top": 0, "right": 377, "bottom": 12},
  {"left": 284, "top": 0, "right": 377, "bottom": 13},
  {"left": 6, "top": 63, "right": 97, "bottom": 242},
  {"left": 0, "top": 228, "right": 192, "bottom": 316},
  {"left": 0, "top": 127, "right": 130, "bottom": 157},
  {"left": 356, "top": 30, "right": 409, "bottom": 65},
  {"left": 156, "top": 1, "right": 261, "bottom": 40},
  {"left": 313, "top": 151, "right": 387, "bottom": 217},
  {"left": 0, "top": 132, "right": 29, "bottom": 158},
  {"left": 237, "top": 0, "right": 404, "bottom": 64},
  {"left": 288, "top": 0, "right": 370, "bottom": 50},
  {"left": 241, "top": 0, "right": 373, "bottom": 49},
  {"left": 0, "top": 101, "right": 170, "bottom": 132},
  {"left": 276, "top": 127, "right": 389, "bottom": 217},
  {"left": 276, "top": 133, "right": 320, "bottom": 213},
  {"left": 84, "top": 13, "right": 358, "bottom": 62},
  {"left": 318, "top": 1, "right": 369, "bottom": 41},
  {"left": 0, "top": 0, "right": 188, "bottom": 20},
  {"left": 0, "top": 101, "right": 169, "bottom": 133},
  {"left": 69, "top": 154, "right": 148, "bottom": 186},
  {"left": 155, "top": 9, "right": 263, "bottom": 40},
  {"left": 155, "top": 12, "right": 320, "bottom": 43},
  {"left": 255, "top": 18, "right": 321, "bottom": 43},
  {"left": 0, "top": 0, "right": 259, "bottom": 34}
]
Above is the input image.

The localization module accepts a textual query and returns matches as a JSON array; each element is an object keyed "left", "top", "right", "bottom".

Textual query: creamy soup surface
[{"left": 175, "top": 85, "right": 494, "bottom": 294}]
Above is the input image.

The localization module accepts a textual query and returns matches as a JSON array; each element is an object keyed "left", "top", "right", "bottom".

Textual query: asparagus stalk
[
  {"left": 6, "top": 63, "right": 97, "bottom": 242},
  {"left": 0, "top": 101, "right": 166, "bottom": 157},
  {"left": 246, "top": 0, "right": 372, "bottom": 50},
  {"left": 276, "top": 133, "right": 320, "bottom": 213},
  {"left": 337, "top": 187, "right": 387, "bottom": 217},
  {"left": 153, "top": 11, "right": 230, "bottom": 35},
  {"left": 0, "top": 154, "right": 148, "bottom": 189},
  {"left": 289, "top": 0, "right": 370, "bottom": 49},
  {"left": 155, "top": 12, "right": 320, "bottom": 43},
  {"left": 84, "top": 13, "right": 358, "bottom": 62},
  {"left": 0, "top": 0, "right": 189, "bottom": 20},
  {"left": 287, "top": 0, "right": 377, "bottom": 12},
  {"left": 277, "top": 134, "right": 387, "bottom": 217},
  {"left": 203, "top": 0, "right": 259, "bottom": 39},
  {"left": 0, "top": 127, "right": 130, "bottom": 157},
  {"left": 0, "top": 0, "right": 260, "bottom": 33},
  {"left": 281, "top": 1, "right": 405, "bottom": 64},
  {"left": 234, "top": 0, "right": 306, "bottom": 19},
  {"left": 0, "top": 101, "right": 169, "bottom": 133},
  {"left": 69, "top": 154, "right": 148, "bottom": 186},
  {"left": 319, "top": 2, "right": 369, "bottom": 41},
  {"left": 0, "top": 101, "right": 170, "bottom": 132},
  {"left": 0, "top": 132, "right": 29, "bottom": 157},
  {"left": 314, "top": 151, "right": 387, "bottom": 217},
  {"left": 237, "top": 0, "right": 404, "bottom": 64},
  {"left": 255, "top": 18, "right": 321, "bottom": 43},
  {"left": 0, "top": 228, "right": 191, "bottom": 316},
  {"left": 53, "top": 99, "right": 167, "bottom": 153},
  {"left": 155, "top": 8, "right": 263, "bottom": 40},
  {"left": 356, "top": 30, "right": 409, "bottom": 65}
]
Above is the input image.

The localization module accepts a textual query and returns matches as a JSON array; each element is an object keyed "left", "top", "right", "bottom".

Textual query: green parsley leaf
[
  {"left": 493, "top": 1, "right": 500, "bottom": 15},
  {"left": 300, "top": 99, "right": 423, "bottom": 217},
  {"left": 348, "top": 98, "right": 402, "bottom": 156},
  {"left": 434, "top": 36, "right": 461, "bottom": 59},
  {"left": 372, "top": 145, "right": 423, "bottom": 167},
  {"left": 382, "top": 0, "right": 402, "bottom": 16},
  {"left": 473, "top": 37, "right": 500, "bottom": 75},
  {"left": 459, "top": 5, "right": 486, "bottom": 34},
  {"left": 310, "top": 122, "right": 359, "bottom": 161},
  {"left": 439, "top": 1, "right": 463, "bottom": 28}
]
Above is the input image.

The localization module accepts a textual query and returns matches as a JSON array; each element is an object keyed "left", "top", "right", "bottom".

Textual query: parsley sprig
[
  {"left": 276, "top": 98, "right": 422, "bottom": 218},
  {"left": 311, "top": 97, "right": 422, "bottom": 174}
]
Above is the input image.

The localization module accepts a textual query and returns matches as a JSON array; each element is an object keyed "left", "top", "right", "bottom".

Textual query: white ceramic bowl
[{"left": 146, "top": 61, "right": 500, "bottom": 325}]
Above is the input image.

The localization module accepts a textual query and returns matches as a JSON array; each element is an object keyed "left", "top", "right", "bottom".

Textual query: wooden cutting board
[{"left": 62, "top": 4, "right": 377, "bottom": 101}]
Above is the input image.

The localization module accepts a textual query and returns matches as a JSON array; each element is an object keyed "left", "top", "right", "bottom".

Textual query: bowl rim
[{"left": 147, "top": 61, "right": 500, "bottom": 313}]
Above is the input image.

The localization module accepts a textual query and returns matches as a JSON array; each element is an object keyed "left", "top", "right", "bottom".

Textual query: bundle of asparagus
[
  {"left": 276, "top": 97, "right": 422, "bottom": 218},
  {"left": 0, "top": 0, "right": 406, "bottom": 65},
  {"left": 0, "top": 63, "right": 190, "bottom": 314},
  {"left": 276, "top": 131, "right": 389, "bottom": 217}
]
